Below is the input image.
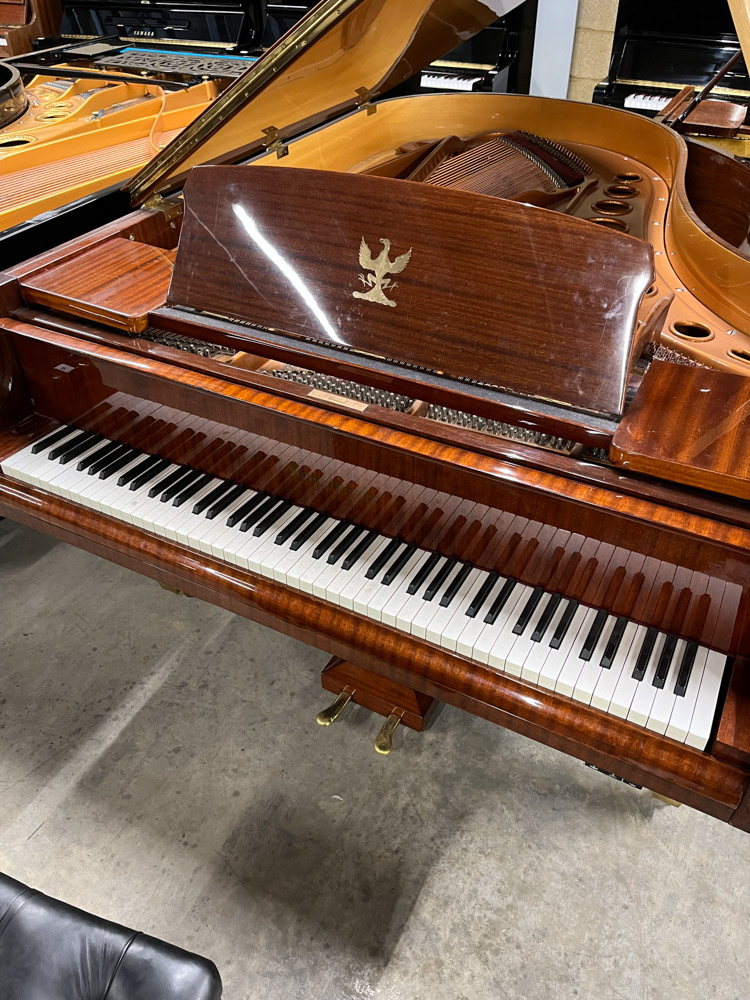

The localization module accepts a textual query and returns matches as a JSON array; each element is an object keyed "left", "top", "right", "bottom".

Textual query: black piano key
[
  {"left": 32, "top": 424, "right": 75, "bottom": 454},
  {"left": 226, "top": 491, "right": 266, "bottom": 527},
  {"left": 239, "top": 494, "right": 281, "bottom": 532},
  {"left": 365, "top": 537, "right": 404, "bottom": 580},
  {"left": 172, "top": 472, "right": 214, "bottom": 507},
  {"left": 440, "top": 562, "right": 473, "bottom": 607},
  {"left": 59, "top": 432, "right": 101, "bottom": 464},
  {"left": 78, "top": 439, "right": 122, "bottom": 472},
  {"left": 148, "top": 464, "right": 188, "bottom": 497},
  {"left": 119, "top": 454, "right": 159, "bottom": 487},
  {"left": 328, "top": 523, "right": 366, "bottom": 564},
  {"left": 512, "top": 586, "right": 545, "bottom": 635},
  {"left": 290, "top": 511, "right": 329, "bottom": 550},
  {"left": 632, "top": 627, "right": 658, "bottom": 681},
  {"left": 130, "top": 458, "right": 170, "bottom": 491},
  {"left": 99, "top": 449, "right": 141, "bottom": 480},
  {"left": 49, "top": 429, "right": 92, "bottom": 462},
  {"left": 253, "top": 499, "right": 292, "bottom": 536},
  {"left": 89, "top": 443, "right": 132, "bottom": 477},
  {"left": 653, "top": 633, "right": 678, "bottom": 688},
  {"left": 423, "top": 556, "right": 457, "bottom": 601},
  {"left": 160, "top": 468, "right": 201, "bottom": 502},
  {"left": 549, "top": 600, "right": 578, "bottom": 649},
  {"left": 275, "top": 507, "right": 316, "bottom": 545},
  {"left": 674, "top": 641, "right": 699, "bottom": 697},
  {"left": 531, "top": 592, "right": 562, "bottom": 642},
  {"left": 341, "top": 529, "right": 379, "bottom": 570},
  {"left": 466, "top": 571, "right": 499, "bottom": 618},
  {"left": 382, "top": 542, "right": 417, "bottom": 585},
  {"left": 192, "top": 479, "right": 234, "bottom": 516},
  {"left": 313, "top": 519, "right": 351, "bottom": 560},
  {"left": 406, "top": 551, "right": 441, "bottom": 595},
  {"left": 579, "top": 608, "right": 610, "bottom": 661},
  {"left": 206, "top": 483, "right": 247, "bottom": 520},
  {"left": 600, "top": 616, "right": 628, "bottom": 669},
  {"left": 484, "top": 578, "right": 517, "bottom": 625}
]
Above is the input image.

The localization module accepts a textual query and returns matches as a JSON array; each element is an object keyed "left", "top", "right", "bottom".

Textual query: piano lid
[{"left": 126, "top": 0, "right": 525, "bottom": 205}]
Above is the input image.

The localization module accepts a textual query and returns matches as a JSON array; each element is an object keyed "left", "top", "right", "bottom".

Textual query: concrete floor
[{"left": 1, "top": 517, "right": 749, "bottom": 1000}]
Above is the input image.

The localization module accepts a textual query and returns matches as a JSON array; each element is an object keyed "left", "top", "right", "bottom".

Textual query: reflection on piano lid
[{"left": 593, "top": 0, "right": 750, "bottom": 116}]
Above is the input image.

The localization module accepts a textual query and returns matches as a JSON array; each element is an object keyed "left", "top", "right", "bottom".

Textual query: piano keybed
[{"left": 1, "top": 407, "right": 736, "bottom": 753}]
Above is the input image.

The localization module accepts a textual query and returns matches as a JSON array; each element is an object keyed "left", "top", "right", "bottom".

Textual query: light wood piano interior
[{"left": 2, "top": 90, "right": 750, "bottom": 828}]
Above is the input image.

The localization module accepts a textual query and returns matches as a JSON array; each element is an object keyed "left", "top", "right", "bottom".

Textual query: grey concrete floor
[{"left": 0, "top": 517, "right": 748, "bottom": 1000}]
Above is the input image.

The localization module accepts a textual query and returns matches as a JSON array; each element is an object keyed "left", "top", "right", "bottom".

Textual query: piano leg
[{"left": 319, "top": 657, "right": 438, "bottom": 734}]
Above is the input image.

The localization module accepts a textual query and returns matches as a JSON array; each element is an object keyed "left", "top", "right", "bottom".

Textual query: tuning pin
[
  {"left": 316, "top": 689, "right": 353, "bottom": 727},
  {"left": 373, "top": 711, "right": 403, "bottom": 755}
]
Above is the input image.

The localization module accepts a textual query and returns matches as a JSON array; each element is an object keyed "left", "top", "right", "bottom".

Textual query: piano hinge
[
  {"left": 355, "top": 86, "right": 377, "bottom": 115},
  {"left": 142, "top": 193, "right": 182, "bottom": 222},
  {"left": 262, "top": 126, "right": 289, "bottom": 159}
]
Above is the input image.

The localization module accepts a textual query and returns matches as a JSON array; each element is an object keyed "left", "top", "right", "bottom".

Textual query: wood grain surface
[
  {"left": 170, "top": 165, "right": 654, "bottom": 417},
  {"left": 611, "top": 361, "right": 750, "bottom": 501},
  {"left": 20, "top": 238, "right": 176, "bottom": 333}
]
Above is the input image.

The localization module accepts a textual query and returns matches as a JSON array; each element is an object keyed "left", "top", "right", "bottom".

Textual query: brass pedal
[
  {"left": 316, "top": 689, "right": 353, "bottom": 727},
  {"left": 374, "top": 711, "right": 403, "bottom": 755}
]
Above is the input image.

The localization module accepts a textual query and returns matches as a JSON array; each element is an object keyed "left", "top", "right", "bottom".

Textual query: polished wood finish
[
  {"left": 20, "top": 239, "right": 176, "bottom": 334},
  {"left": 714, "top": 658, "right": 750, "bottom": 768},
  {"left": 0, "top": 0, "right": 60, "bottom": 56},
  {"left": 684, "top": 139, "right": 750, "bottom": 249},
  {"left": 0, "top": 467, "right": 745, "bottom": 823},
  {"left": 170, "top": 165, "right": 653, "bottom": 418},
  {"left": 611, "top": 361, "right": 750, "bottom": 501},
  {"left": 321, "top": 658, "right": 437, "bottom": 731},
  {"left": 682, "top": 100, "right": 748, "bottom": 138}
]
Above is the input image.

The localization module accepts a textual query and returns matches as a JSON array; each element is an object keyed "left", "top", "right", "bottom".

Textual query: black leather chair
[{"left": 0, "top": 873, "right": 222, "bottom": 999}]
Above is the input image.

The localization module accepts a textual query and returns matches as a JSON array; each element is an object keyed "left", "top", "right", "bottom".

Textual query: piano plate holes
[
  {"left": 588, "top": 217, "right": 629, "bottom": 232},
  {"left": 592, "top": 199, "right": 632, "bottom": 216},
  {"left": 672, "top": 321, "right": 713, "bottom": 341},
  {"left": 605, "top": 183, "right": 638, "bottom": 198},
  {"left": 615, "top": 172, "right": 642, "bottom": 183},
  {"left": 728, "top": 348, "right": 750, "bottom": 365},
  {"left": 0, "top": 135, "right": 34, "bottom": 147}
]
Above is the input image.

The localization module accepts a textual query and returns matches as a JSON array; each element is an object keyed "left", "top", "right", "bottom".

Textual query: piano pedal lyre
[{"left": 317, "top": 658, "right": 438, "bottom": 754}]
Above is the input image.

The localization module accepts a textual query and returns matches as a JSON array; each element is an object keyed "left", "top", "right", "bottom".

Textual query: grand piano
[{"left": 1, "top": 0, "right": 750, "bottom": 829}]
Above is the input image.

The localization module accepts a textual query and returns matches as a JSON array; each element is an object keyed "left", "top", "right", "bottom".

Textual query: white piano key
[
  {"left": 646, "top": 638, "right": 686, "bottom": 734},
  {"left": 380, "top": 551, "right": 433, "bottom": 627},
  {"left": 555, "top": 607, "right": 598, "bottom": 697},
  {"left": 335, "top": 535, "right": 392, "bottom": 608},
  {"left": 520, "top": 599, "right": 569, "bottom": 684},
  {"left": 502, "top": 594, "right": 554, "bottom": 678},
  {"left": 433, "top": 568, "right": 487, "bottom": 651},
  {"left": 537, "top": 604, "right": 589, "bottom": 691},
  {"left": 627, "top": 631, "right": 667, "bottom": 727},
  {"left": 572, "top": 614, "right": 618, "bottom": 705},
  {"left": 665, "top": 646, "right": 709, "bottom": 743},
  {"left": 472, "top": 584, "right": 528, "bottom": 666},
  {"left": 608, "top": 624, "right": 650, "bottom": 719},
  {"left": 361, "top": 548, "right": 425, "bottom": 623},
  {"left": 240, "top": 505, "right": 303, "bottom": 576},
  {"left": 590, "top": 621, "right": 639, "bottom": 713},
  {"left": 685, "top": 650, "right": 728, "bottom": 750},
  {"left": 454, "top": 575, "right": 508, "bottom": 659}
]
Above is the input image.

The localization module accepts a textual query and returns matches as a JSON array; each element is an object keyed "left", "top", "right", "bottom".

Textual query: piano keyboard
[
  {"left": 624, "top": 93, "right": 671, "bottom": 112},
  {"left": 2, "top": 421, "right": 732, "bottom": 751},
  {"left": 420, "top": 72, "right": 484, "bottom": 92}
]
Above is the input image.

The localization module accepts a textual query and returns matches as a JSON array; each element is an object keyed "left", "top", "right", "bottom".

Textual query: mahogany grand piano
[{"left": 1, "top": 0, "right": 750, "bottom": 829}]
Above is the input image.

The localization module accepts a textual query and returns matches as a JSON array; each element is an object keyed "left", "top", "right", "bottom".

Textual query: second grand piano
[{"left": 1, "top": 0, "right": 750, "bottom": 829}]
